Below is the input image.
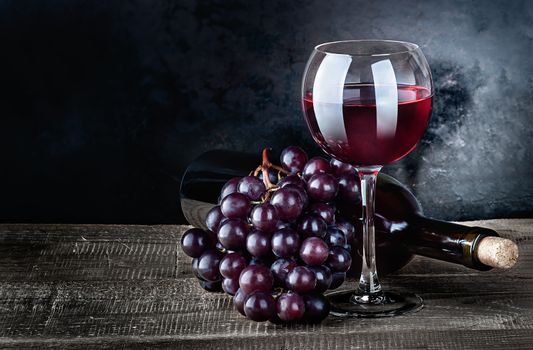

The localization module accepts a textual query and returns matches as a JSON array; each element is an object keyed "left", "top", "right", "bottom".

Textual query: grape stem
[
  {"left": 254, "top": 148, "right": 289, "bottom": 202},
  {"left": 261, "top": 148, "right": 274, "bottom": 189},
  {"left": 273, "top": 287, "right": 285, "bottom": 298},
  {"left": 252, "top": 165, "right": 262, "bottom": 177},
  {"left": 260, "top": 148, "right": 289, "bottom": 189},
  {"left": 269, "top": 164, "right": 288, "bottom": 174}
]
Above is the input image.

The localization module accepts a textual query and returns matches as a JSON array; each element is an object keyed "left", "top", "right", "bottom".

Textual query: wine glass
[{"left": 302, "top": 40, "right": 433, "bottom": 317}]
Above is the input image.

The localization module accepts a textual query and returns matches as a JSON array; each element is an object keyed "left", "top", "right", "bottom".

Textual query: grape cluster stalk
[{"left": 180, "top": 146, "right": 361, "bottom": 323}]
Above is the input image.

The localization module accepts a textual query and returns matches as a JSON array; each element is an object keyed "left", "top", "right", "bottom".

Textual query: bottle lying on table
[{"left": 180, "top": 150, "right": 518, "bottom": 277}]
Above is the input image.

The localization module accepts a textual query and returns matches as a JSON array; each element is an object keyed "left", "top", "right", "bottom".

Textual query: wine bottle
[{"left": 180, "top": 150, "right": 518, "bottom": 276}]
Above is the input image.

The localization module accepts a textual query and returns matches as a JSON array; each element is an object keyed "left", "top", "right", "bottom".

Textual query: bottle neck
[{"left": 403, "top": 214, "right": 499, "bottom": 270}]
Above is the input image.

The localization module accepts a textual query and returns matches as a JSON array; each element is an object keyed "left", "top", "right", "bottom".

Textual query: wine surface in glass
[{"left": 303, "top": 84, "right": 432, "bottom": 166}]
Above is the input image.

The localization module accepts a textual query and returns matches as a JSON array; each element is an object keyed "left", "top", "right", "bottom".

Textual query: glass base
[{"left": 327, "top": 290, "right": 423, "bottom": 318}]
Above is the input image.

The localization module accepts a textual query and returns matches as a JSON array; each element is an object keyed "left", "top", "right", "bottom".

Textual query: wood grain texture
[{"left": 0, "top": 219, "right": 531, "bottom": 349}]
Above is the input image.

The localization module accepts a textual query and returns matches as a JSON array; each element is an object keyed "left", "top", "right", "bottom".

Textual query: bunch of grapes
[{"left": 180, "top": 146, "right": 361, "bottom": 323}]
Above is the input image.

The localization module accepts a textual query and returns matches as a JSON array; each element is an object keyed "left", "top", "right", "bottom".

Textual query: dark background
[{"left": 0, "top": 0, "right": 532, "bottom": 224}]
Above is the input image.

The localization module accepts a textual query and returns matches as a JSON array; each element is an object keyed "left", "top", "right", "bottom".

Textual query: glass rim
[{"left": 314, "top": 39, "right": 420, "bottom": 57}]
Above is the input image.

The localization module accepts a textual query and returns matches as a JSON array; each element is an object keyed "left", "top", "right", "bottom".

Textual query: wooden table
[{"left": 0, "top": 219, "right": 531, "bottom": 349}]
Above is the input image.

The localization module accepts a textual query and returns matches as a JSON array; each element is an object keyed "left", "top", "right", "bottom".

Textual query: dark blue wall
[{"left": 0, "top": 0, "right": 532, "bottom": 223}]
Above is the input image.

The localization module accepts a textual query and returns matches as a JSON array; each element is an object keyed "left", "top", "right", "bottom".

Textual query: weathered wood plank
[
  {"left": 0, "top": 220, "right": 530, "bottom": 349},
  {"left": 1, "top": 329, "right": 533, "bottom": 350},
  {"left": 0, "top": 224, "right": 187, "bottom": 281},
  {"left": 0, "top": 275, "right": 531, "bottom": 338}
]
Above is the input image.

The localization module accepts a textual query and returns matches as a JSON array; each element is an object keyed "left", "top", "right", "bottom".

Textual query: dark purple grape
[
  {"left": 197, "top": 249, "right": 223, "bottom": 282},
  {"left": 205, "top": 205, "right": 225, "bottom": 232},
  {"left": 302, "top": 157, "right": 331, "bottom": 180},
  {"left": 271, "top": 228, "right": 300, "bottom": 258},
  {"left": 308, "top": 265, "right": 332, "bottom": 293},
  {"left": 180, "top": 228, "right": 213, "bottom": 258},
  {"left": 296, "top": 214, "right": 327, "bottom": 238},
  {"left": 233, "top": 288, "right": 248, "bottom": 316},
  {"left": 220, "top": 177, "right": 241, "bottom": 201},
  {"left": 303, "top": 293, "right": 330, "bottom": 322},
  {"left": 280, "top": 146, "right": 308, "bottom": 174},
  {"left": 258, "top": 168, "right": 278, "bottom": 185},
  {"left": 329, "top": 272, "right": 346, "bottom": 289},
  {"left": 330, "top": 158, "right": 354, "bottom": 177},
  {"left": 270, "top": 258, "right": 297, "bottom": 287},
  {"left": 217, "top": 219, "right": 249, "bottom": 250},
  {"left": 299, "top": 237, "right": 329, "bottom": 266},
  {"left": 246, "top": 230, "right": 272, "bottom": 258},
  {"left": 324, "top": 226, "right": 347, "bottom": 247},
  {"left": 276, "top": 292, "right": 305, "bottom": 321},
  {"left": 239, "top": 265, "right": 274, "bottom": 294},
  {"left": 199, "top": 279, "right": 223, "bottom": 292},
  {"left": 220, "top": 193, "right": 251, "bottom": 219},
  {"left": 244, "top": 291, "right": 276, "bottom": 322},
  {"left": 238, "top": 176, "right": 266, "bottom": 201},
  {"left": 309, "top": 202, "right": 335, "bottom": 225},
  {"left": 250, "top": 203, "right": 279, "bottom": 233},
  {"left": 270, "top": 188, "right": 304, "bottom": 221},
  {"left": 342, "top": 243, "right": 352, "bottom": 252},
  {"left": 278, "top": 174, "right": 306, "bottom": 189},
  {"left": 326, "top": 247, "right": 352, "bottom": 272},
  {"left": 336, "top": 220, "right": 355, "bottom": 244},
  {"left": 307, "top": 173, "right": 338, "bottom": 202},
  {"left": 222, "top": 278, "right": 239, "bottom": 295},
  {"left": 286, "top": 266, "right": 316, "bottom": 293},
  {"left": 191, "top": 258, "right": 203, "bottom": 280},
  {"left": 219, "top": 252, "right": 247, "bottom": 279},
  {"left": 337, "top": 174, "right": 361, "bottom": 203},
  {"left": 284, "top": 184, "right": 309, "bottom": 209}
]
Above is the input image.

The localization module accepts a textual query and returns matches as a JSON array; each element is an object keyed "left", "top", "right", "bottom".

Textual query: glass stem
[{"left": 353, "top": 166, "right": 383, "bottom": 304}]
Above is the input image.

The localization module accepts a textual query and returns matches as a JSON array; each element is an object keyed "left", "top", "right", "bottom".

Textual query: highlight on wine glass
[{"left": 302, "top": 40, "right": 433, "bottom": 317}]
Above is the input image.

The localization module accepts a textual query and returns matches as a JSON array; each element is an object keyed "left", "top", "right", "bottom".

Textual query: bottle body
[{"left": 180, "top": 150, "right": 499, "bottom": 276}]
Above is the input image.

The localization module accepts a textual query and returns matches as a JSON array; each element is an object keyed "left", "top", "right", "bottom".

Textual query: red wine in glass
[
  {"left": 302, "top": 40, "right": 434, "bottom": 317},
  {"left": 303, "top": 84, "right": 432, "bottom": 165}
]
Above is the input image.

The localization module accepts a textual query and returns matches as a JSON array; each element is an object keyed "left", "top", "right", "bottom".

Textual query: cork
[{"left": 476, "top": 236, "right": 519, "bottom": 268}]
